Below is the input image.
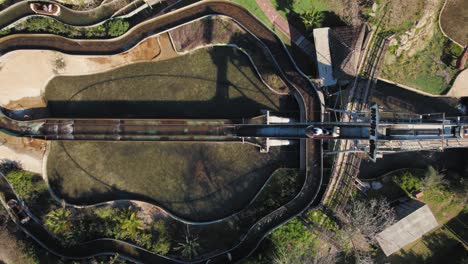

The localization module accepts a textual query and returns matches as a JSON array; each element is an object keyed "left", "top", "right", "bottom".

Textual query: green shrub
[
  {"left": 270, "top": 218, "right": 316, "bottom": 255},
  {"left": 393, "top": 171, "right": 421, "bottom": 193},
  {"left": 305, "top": 209, "right": 338, "bottom": 231},
  {"left": 151, "top": 220, "right": 170, "bottom": 254},
  {"left": 107, "top": 19, "right": 129, "bottom": 37},
  {"left": 4, "top": 17, "right": 129, "bottom": 39},
  {"left": 421, "top": 166, "right": 448, "bottom": 190},
  {"left": 6, "top": 170, "right": 46, "bottom": 203},
  {"left": 44, "top": 208, "right": 73, "bottom": 236},
  {"left": 85, "top": 25, "right": 106, "bottom": 38}
]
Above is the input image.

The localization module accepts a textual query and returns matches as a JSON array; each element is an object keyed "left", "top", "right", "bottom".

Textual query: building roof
[
  {"left": 376, "top": 200, "right": 439, "bottom": 256},
  {"left": 313, "top": 27, "right": 336, "bottom": 87},
  {"left": 329, "top": 24, "right": 367, "bottom": 81}
]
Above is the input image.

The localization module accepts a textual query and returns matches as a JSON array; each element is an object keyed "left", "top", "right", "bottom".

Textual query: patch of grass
[
  {"left": 377, "top": 0, "right": 426, "bottom": 34},
  {"left": 269, "top": 0, "right": 347, "bottom": 29},
  {"left": 270, "top": 217, "right": 318, "bottom": 260},
  {"left": 232, "top": 0, "right": 291, "bottom": 44},
  {"left": 48, "top": 141, "right": 295, "bottom": 221},
  {"left": 270, "top": 0, "right": 329, "bottom": 18},
  {"left": 304, "top": 209, "right": 339, "bottom": 232},
  {"left": 45, "top": 47, "right": 297, "bottom": 118},
  {"left": 382, "top": 27, "right": 460, "bottom": 94},
  {"left": 45, "top": 47, "right": 299, "bottom": 221},
  {"left": 233, "top": 0, "right": 270, "bottom": 26},
  {"left": 387, "top": 226, "right": 467, "bottom": 264}
]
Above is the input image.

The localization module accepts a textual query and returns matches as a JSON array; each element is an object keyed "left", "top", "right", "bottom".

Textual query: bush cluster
[
  {"left": 7, "top": 17, "right": 130, "bottom": 39},
  {"left": 45, "top": 207, "right": 171, "bottom": 255}
]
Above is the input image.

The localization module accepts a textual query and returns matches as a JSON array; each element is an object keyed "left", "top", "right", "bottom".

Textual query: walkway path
[
  {"left": 255, "top": 0, "right": 315, "bottom": 59},
  {"left": 447, "top": 69, "right": 468, "bottom": 98}
]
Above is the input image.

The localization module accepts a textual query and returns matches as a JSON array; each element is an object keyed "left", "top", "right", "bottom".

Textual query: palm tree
[
  {"left": 175, "top": 226, "right": 200, "bottom": 259},
  {"left": 45, "top": 208, "right": 72, "bottom": 235},
  {"left": 119, "top": 211, "right": 143, "bottom": 238},
  {"left": 421, "top": 166, "right": 448, "bottom": 190},
  {"left": 302, "top": 7, "right": 325, "bottom": 36}
]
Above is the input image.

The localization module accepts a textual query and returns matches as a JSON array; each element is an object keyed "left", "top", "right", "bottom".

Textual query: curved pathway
[
  {"left": 447, "top": 69, "right": 468, "bottom": 97},
  {"left": 0, "top": 1, "right": 324, "bottom": 263}
]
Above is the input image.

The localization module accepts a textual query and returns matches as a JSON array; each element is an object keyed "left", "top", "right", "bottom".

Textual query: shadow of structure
[{"left": 272, "top": 0, "right": 347, "bottom": 77}]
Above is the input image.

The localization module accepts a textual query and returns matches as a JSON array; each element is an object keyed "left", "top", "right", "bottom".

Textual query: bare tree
[
  {"left": 354, "top": 250, "right": 373, "bottom": 264},
  {"left": 347, "top": 198, "right": 396, "bottom": 243},
  {"left": 313, "top": 245, "right": 340, "bottom": 264}
]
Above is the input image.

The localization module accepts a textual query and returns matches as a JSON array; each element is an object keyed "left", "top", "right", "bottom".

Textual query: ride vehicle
[
  {"left": 7, "top": 199, "right": 30, "bottom": 224},
  {"left": 305, "top": 126, "right": 340, "bottom": 139},
  {"left": 455, "top": 126, "right": 468, "bottom": 138},
  {"left": 30, "top": 2, "right": 61, "bottom": 16}
]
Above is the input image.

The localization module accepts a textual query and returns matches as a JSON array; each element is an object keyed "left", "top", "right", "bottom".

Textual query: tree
[
  {"left": 421, "top": 166, "right": 447, "bottom": 190},
  {"left": 151, "top": 220, "right": 171, "bottom": 255},
  {"left": 346, "top": 198, "right": 396, "bottom": 243},
  {"left": 301, "top": 7, "right": 325, "bottom": 36},
  {"left": 354, "top": 250, "right": 373, "bottom": 264},
  {"left": 118, "top": 211, "right": 143, "bottom": 239},
  {"left": 5, "top": 170, "right": 46, "bottom": 204},
  {"left": 107, "top": 19, "right": 130, "bottom": 37},
  {"left": 312, "top": 245, "right": 340, "bottom": 264},
  {"left": 45, "top": 208, "right": 73, "bottom": 235},
  {"left": 175, "top": 226, "right": 200, "bottom": 259}
]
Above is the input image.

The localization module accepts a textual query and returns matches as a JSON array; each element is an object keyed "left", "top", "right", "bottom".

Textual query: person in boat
[{"left": 310, "top": 127, "right": 331, "bottom": 136}]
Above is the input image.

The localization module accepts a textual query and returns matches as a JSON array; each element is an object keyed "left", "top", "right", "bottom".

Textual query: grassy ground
[
  {"left": 47, "top": 141, "right": 297, "bottom": 221},
  {"left": 267, "top": 0, "right": 346, "bottom": 33},
  {"left": 269, "top": 0, "right": 329, "bottom": 18},
  {"left": 382, "top": 26, "right": 462, "bottom": 95},
  {"left": 45, "top": 47, "right": 298, "bottom": 119},
  {"left": 232, "top": 0, "right": 291, "bottom": 45},
  {"left": 45, "top": 47, "right": 299, "bottom": 221},
  {"left": 377, "top": 0, "right": 426, "bottom": 34}
]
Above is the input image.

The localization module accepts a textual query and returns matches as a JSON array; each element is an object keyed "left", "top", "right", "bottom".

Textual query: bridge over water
[{"left": 2, "top": 107, "right": 468, "bottom": 158}]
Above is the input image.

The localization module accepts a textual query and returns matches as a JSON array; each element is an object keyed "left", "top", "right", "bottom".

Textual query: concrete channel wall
[{"left": 0, "top": 1, "right": 324, "bottom": 263}]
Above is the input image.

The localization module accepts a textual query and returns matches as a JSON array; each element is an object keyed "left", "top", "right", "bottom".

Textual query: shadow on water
[
  {"left": 38, "top": 46, "right": 299, "bottom": 119},
  {"left": 372, "top": 80, "right": 460, "bottom": 115},
  {"left": 359, "top": 149, "right": 468, "bottom": 179}
]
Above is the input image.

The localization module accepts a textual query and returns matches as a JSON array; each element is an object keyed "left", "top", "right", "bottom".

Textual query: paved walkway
[
  {"left": 255, "top": 0, "right": 316, "bottom": 59},
  {"left": 447, "top": 69, "right": 468, "bottom": 98}
]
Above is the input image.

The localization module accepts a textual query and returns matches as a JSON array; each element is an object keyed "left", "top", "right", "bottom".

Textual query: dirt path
[
  {"left": 0, "top": 35, "right": 161, "bottom": 108},
  {"left": 0, "top": 134, "right": 44, "bottom": 174},
  {"left": 447, "top": 69, "right": 468, "bottom": 97},
  {"left": 255, "top": 0, "right": 315, "bottom": 58}
]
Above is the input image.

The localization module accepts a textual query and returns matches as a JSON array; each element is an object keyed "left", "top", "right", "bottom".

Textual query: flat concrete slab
[
  {"left": 447, "top": 69, "right": 468, "bottom": 98},
  {"left": 376, "top": 201, "right": 438, "bottom": 256},
  {"left": 313, "top": 27, "right": 336, "bottom": 87}
]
